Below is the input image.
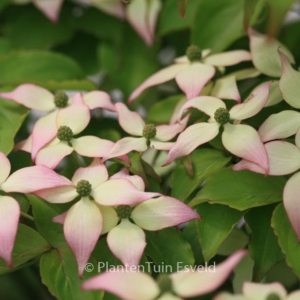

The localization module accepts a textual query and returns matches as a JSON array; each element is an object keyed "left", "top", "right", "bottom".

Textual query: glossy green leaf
[
  {"left": 158, "top": 0, "right": 200, "bottom": 36},
  {"left": 272, "top": 203, "right": 300, "bottom": 279},
  {"left": 145, "top": 228, "right": 194, "bottom": 271},
  {"left": 233, "top": 254, "right": 254, "bottom": 293},
  {"left": 0, "top": 224, "right": 50, "bottom": 276},
  {"left": 171, "top": 149, "right": 231, "bottom": 202},
  {"left": 27, "top": 194, "right": 70, "bottom": 248},
  {"left": 245, "top": 204, "right": 284, "bottom": 281},
  {"left": 0, "top": 96, "right": 28, "bottom": 155},
  {"left": 0, "top": 51, "right": 85, "bottom": 86},
  {"left": 192, "top": 0, "right": 244, "bottom": 53},
  {"left": 191, "top": 168, "right": 286, "bottom": 210},
  {"left": 40, "top": 245, "right": 103, "bottom": 300},
  {"left": 196, "top": 203, "right": 244, "bottom": 261}
]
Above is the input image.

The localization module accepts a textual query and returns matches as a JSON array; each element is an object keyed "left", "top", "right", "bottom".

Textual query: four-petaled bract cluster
[{"left": 1, "top": 25, "right": 300, "bottom": 299}]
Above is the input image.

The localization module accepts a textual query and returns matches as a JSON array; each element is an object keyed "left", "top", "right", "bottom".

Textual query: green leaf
[
  {"left": 171, "top": 149, "right": 231, "bottom": 202},
  {"left": 271, "top": 203, "right": 300, "bottom": 279},
  {"left": 192, "top": 0, "right": 244, "bottom": 53},
  {"left": 178, "top": 0, "right": 189, "bottom": 18},
  {"left": 147, "top": 95, "right": 185, "bottom": 124},
  {"left": 145, "top": 228, "right": 194, "bottom": 271},
  {"left": 233, "top": 255, "right": 254, "bottom": 293},
  {"left": 4, "top": 6, "right": 73, "bottom": 49},
  {"left": 0, "top": 51, "right": 85, "bottom": 86},
  {"left": 195, "top": 203, "right": 244, "bottom": 261},
  {"left": 27, "top": 194, "right": 70, "bottom": 248},
  {"left": 217, "top": 228, "right": 249, "bottom": 256},
  {"left": 245, "top": 204, "right": 284, "bottom": 281},
  {"left": 0, "top": 224, "right": 50, "bottom": 276},
  {"left": 0, "top": 96, "right": 28, "bottom": 155},
  {"left": 158, "top": 0, "right": 200, "bottom": 36},
  {"left": 40, "top": 245, "right": 103, "bottom": 300},
  {"left": 191, "top": 168, "right": 286, "bottom": 210}
]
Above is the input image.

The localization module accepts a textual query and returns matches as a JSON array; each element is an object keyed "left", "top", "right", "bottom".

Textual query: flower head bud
[
  {"left": 142, "top": 124, "right": 156, "bottom": 140},
  {"left": 157, "top": 274, "right": 173, "bottom": 294},
  {"left": 116, "top": 205, "right": 132, "bottom": 219},
  {"left": 76, "top": 180, "right": 92, "bottom": 197},
  {"left": 266, "top": 294, "right": 281, "bottom": 300},
  {"left": 54, "top": 91, "right": 68, "bottom": 108},
  {"left": 57, "top": 126, "right": 73, "bottom": 142},
  {"left": 214, "top": 107, "right": 230, "bottom": 125},
  {"left": 186, "top": 45, "right": 202, "bottom": 62}
]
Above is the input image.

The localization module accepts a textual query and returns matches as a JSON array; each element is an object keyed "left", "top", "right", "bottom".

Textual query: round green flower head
[
  {"left": 266, "top": 294, "right": 281, "bottom": 300},
  {"left": 54, "top": 91, "right": 69, "bottom": 108},
  {"left": 157, "top": 274, "right": 173, "bottom": 294},
  {"left": 186, "top": 45, "right": 202, "bottom": 62},
  {"left": 214, "top": 107, "right": 230, "bottom": 125},
  {"left": 143, "top": 124, "right": 156, "bottom": 139},
  {"left": 116, "top": 205, "right": 132, "bottom": 219},
  {"left": 76, "top": 180, "right": 92, "bottom": 197},
  {"left": 57, "top": 126, "right": 73, "bottom": 142}
]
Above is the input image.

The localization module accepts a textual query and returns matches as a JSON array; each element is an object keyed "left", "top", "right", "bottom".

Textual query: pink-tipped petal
[
  {"left": 164, "top": 122, "right": 220, "bottom": 166},
  {"left": 35, "top": 185, "right": 77, "bottom": 204},
  {"left": 170, "top": 97, "right": 187, "bottom": 124},
  {"left": 97, "top": 205, "right": 119, "bottom": 234},
  {"left": 14, "top": 135, "right": 32, "bottom": 153},
  {"left": 2, "top": 165, "right": 71, "bottom": 193},
  {"left": 132, "top": 196, "right": 200, "bottom": 231},
  {"left": 33, "top": 0, "right": 63, "bottom": 22},
  {"left": 72, "top": 136, "right": 113, "bottom": 157},
  {"left": 156, "top": 114, "right": 189, "bottom": 141},
  {"left": 175, "top": 63, "right": 215, "bottom": 100},
  {"left": 92, "top": 179, "right": 159, "bottom": 206},
  {"left": 203, "top": 50, "right": 252, "bottom": 66},
  {"left": 229, "top": 81, "right": 271, "bottom": 120},
  {"left": 82, "top": 269, "right": 160, "bottom": 300},
  {"left": 107, "top": 218, "right": 146, "bottom": 266},
  {"left": 157, "top": 293, "right": 182, "bottom": 300},
  {"left": 0, "top": 152, "right": 11, "bottom": 185},
  {"left": 31, "top": 111, "right": 58, "bottom": 160},
  {"left": 232, "top": 159, "right": 265, "bottom": 174},
  {"left": 279, "top": 50, "right": 300, "bottom": 109},
  {"left": 110, "top": 168, "right": 145, "bottom": 191},
  {"left": 288, "top": 291, "right": 300, "bottom": 300},
  {"left": 83, "top": 91, "right": 116, "bottom": 111},
  {"left": 57, "top": 93, "right": 90, "bottom": 135},
  {"left": 72, "top": 158, "right": 108, "bottom": 188},
  {"left": 92, "top": 0, "right": 126, "bottom": 19},
  {"left": 35, "top": 141, "right": 73, "bottom": 169},
  {"left": 284, "top": 172, "right": 300, "bottom": 241},
  {"left": 128, "top": 64, "right": 187, "bottom": 103},
  {"left": 214, "top": 293, "right": 246, "bottom": 300},
  {"left": 258, "top": 110, "right": 300, "bottom": 142},
  {"left": 178, "top": 96, "right": 226, "bottom": 121},
  {"left": 171, "top": 250, "right": 247, "bottom": 298},
  {"left": 147, "top": 0, "right": 161, "bottom": 39},
  {"left": 64, "top": 197, "right": 102, "bottom": 278},
  {"left": 0, "top": 196, "right": 20, "bottom": 267},
  {"left": 103, "top": 137, "right": 148, "bottom": 161},
  {"left": 115, "top": 103, "right": 145, "bottom": 136},
  {"left": 150, "top": 140, "right": 175, "bottom": 151},
  {"left": 243, "top": 282, "right": 287, "bottom": 300},
  {"left": 222, "top": 124, "right": 269, "bottom": 173},
  {"left": 211, "top": 76, "right": 241, "bottom": 102},
  {"left": 52, "top": 211, "right": 68, "bottom": 224},
  {"left": 249, "top": 27, "right": 295, "bottom": 77},
  {"left": 0, "top": 84, "right": 54, "bottom": 111},
  {"left": 265, "top": 81, "right": 283, "bottom": 107}
]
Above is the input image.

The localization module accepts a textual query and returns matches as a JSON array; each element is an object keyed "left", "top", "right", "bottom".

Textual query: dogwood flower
[
  {"left": 0, "top": 84, "right": 115, "bottom": 160},
  {"left": 214, "top": 282, "right": 300, "bottom": 300},
  {"left": 0, "top": 152, "right": 71, "bottom": 266},
  {"left": 103, "top": 103, "right": 189, "bottom": 161},
  {"left": 26, "top": 92, "right": 127, "bottom": 169},
  {"left": 163, "top": 82, "right": 271, "bottom": 173},
  {"left": 34, "top": 159, "right": 159, "bottom": 277},
  {"left": 82, "top": 250, "right": 247, "bottom": 300},
  {"left": 128, "top": 45, "right": 252, "bottom": 102}
]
